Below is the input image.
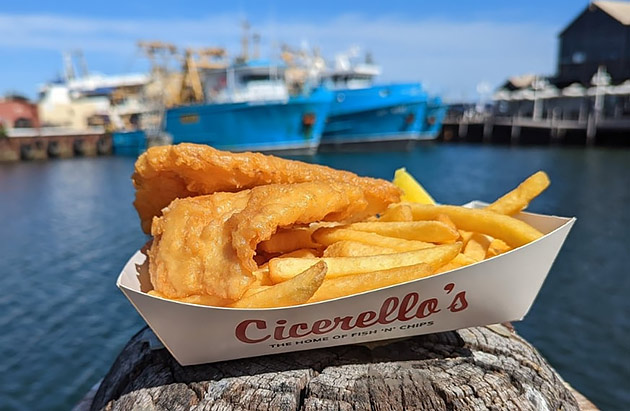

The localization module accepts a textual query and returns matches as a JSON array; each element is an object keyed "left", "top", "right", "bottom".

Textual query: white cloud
[{"left": 0, "top": 12, "right": 557, "bottom": 101}]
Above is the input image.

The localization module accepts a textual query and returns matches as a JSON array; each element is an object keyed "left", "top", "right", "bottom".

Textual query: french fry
[
  {"left": 258, "top": 227, "right": 319, "bottom": 254},
  {"left": 269, "top": 243, "right": 461, "bottom": 283},
  {"left": 487, "top": 238, "right": 511, "bottom": 258},
  {"left": 435, "top": 253, "right": 477, "bottom": 273},
  {"left": 313, "top": 227, "right": 433, "bottom": 251},
  {"left": 252, "top": 267, "right": 273, "bottom": 286},
  {"left": 230, "top": 261, "right": 327, "bottom": 308},
  {"left": 241, "top": 286, "right": 272, "bottom": 299},
  {"left": 436, "top": 213, "right": 457, "bottom": 231},
  {"left": 463, "top": 233, "right": 491, "bottom": 262},
  {"left": 379, "top": 204, "right": 413, "bottom": 222},
  {"left": 323, "top": 241, "right": 397, "bottom": 257},
  {"left": 486, "top": 171, "right": 550, "bottom": 215},
  {"left": 344, "top": 221, "right": 459, "bottom": 243},
  {"left": 277, "top": 248, "right": 320, "bottom": 258},
  {"left": 393, "top": 168, "right": 436, "bottom": 204},
  {"left": 309, "top": 263, "right": 434, "bottom": 303},
  {"left": 458, "top": 230, "right": 473, "bottom": 245},
  {"left": 258, "top": 248, "right": 322, "bottom": 272},
  {"left": 408, "top": 203, "right": 543, "bottom": 247}
]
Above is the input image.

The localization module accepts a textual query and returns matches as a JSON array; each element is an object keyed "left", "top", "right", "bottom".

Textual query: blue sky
[{"left": 1, "top": 0, "right": 592, "bottom": 101}]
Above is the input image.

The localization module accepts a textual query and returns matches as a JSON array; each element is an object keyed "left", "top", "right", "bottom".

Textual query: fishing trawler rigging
[{"left": 161, "top": 25, "right": 333, "bottom": 154}]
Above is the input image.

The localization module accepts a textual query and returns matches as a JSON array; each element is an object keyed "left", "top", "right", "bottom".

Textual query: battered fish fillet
[
  {"left": 133, "top": 143, "right": 401, "bottom": 233},
  {"left": 148, "top": 191, "right": 250, "bottom": 300},
  {"left": 149, "top": 182, "right": 378, "bottom": 300}
]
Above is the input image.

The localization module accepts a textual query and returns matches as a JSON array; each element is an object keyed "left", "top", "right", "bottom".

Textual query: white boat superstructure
[
  {"left": 37, "top": 51, "right": 152, "bottom": 130},
  {"left": 203, "top": 63, "right": 290, "bottom": 104},
  {"left": 326, "top": 48, "right": 382, "bottom": 90}
]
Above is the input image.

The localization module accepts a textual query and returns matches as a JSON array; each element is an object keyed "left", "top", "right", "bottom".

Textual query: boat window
[
  {"left": 241, "top": 74, "right": 272, "bottom": 83},
  {"left": 331, "top": 74, "right": 372, "bottom": 87},
  {"left": 204, "top": 73, "right": 227, "bottom": 90}
]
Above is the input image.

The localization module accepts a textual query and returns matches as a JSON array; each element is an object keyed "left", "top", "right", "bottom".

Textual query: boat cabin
[
  {"left": 202, "top": 60, "right": 289, "bottom": 104},
  {"left": 322, "top": 51, "right": 381, "bottom": 90}
]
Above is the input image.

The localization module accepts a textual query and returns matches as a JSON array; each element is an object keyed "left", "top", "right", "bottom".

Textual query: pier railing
[{"left": 442, "top": 112, "right": 630, "bottom": 146}]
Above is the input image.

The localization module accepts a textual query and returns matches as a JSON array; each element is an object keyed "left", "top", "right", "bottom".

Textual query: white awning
[
  {"left": 492, "top": 89, "right": 512, "bottom": 101},
  {"left": 562, "top": 83, "right": 586, "bottom": 97},
  {"left": 607, "top": 80, "right": 630, "bottom": 95},
  {"left": 511, "top": 89, "right": 536, "bottom": 100}
]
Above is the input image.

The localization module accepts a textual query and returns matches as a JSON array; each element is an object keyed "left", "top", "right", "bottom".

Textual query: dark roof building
[{"left": 556, "top": 1, "right": 630, "bottom": 86}]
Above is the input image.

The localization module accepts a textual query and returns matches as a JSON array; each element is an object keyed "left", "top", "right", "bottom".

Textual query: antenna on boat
[
  {"left": 63, "top": 51, "right": 75, "bottom": 81},
  {"left": 75, "top": 50, "right": 89, "bottom": 77},
  {"left": 240, "top": 20, "right": 250, "bottom": 62},
  {"left": 365, "top": 51, "right": 373, "bottom": 65},
  {"left": 253, "top": 32, "right": 261, "bottom": 60}
]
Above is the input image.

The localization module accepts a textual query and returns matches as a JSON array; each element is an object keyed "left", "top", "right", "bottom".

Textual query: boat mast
[
  {"left": 63, "top": 51, "right": 75, "bottom": 82},
  {"left": 240, "top": 21, "right": 250, "bottom": 63},
  {"left": 252, "top": 33, "right": 260, "bottom": 60},
  {"left": 75, "top": 50, "right": 89, "bottom": 78}
]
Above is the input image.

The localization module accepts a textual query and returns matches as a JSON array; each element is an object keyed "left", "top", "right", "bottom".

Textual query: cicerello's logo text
[{"left": 235, "top": 284, "right": 468, "bottom": 344}]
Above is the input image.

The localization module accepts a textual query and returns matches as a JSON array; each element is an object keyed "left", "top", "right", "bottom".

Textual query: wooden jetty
[
  {"left": 78, "top": 325, "right": 598, "bottom": 410},
  {"left": 441, "top": 114, "right": 630, "bottom": 146},
  {"left": 0, "top": 128, "right": 112, "bottom": 162}
]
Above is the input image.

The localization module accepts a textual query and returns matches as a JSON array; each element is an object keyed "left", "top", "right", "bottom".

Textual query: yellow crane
[
  {"left": 138, "top": 40, "right": 229, "bottom": 106},
  {"left": 137, "top": 41, "right": 183, "bottom": 107},
  {"left": 179, "top": 47, "right": 228, "bottom": 104}
]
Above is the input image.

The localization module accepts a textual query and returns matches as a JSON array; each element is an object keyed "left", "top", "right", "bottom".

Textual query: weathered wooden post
[
  {"left": 586, "top": 113, "right": 597, "bottom": 146},
  {"left": 458, "top": 120, "right": 468, "bottom": 140},
  {"left": 84, "top": 325, "right": 597, "bottom": 411},
  {"left": 482, "top": 117, "right": 493, "bottom": 144},
  {"left": 510, "top": 120, "right": 521, "bottom": 145}
]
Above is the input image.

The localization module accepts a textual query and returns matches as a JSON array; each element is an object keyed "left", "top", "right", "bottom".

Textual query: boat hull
[
  {"left": 164, "top": 89, "right": 332, "bottom": 154},
  {"left": 318, "top": 134, "right": 421, "bottom": 152},
  {"left": 321, "top": 84, "right": 433, "bottom": 149},
  {"left": 112, "top": 130, "right": 147, "bottom": 156},
  {"left": 418, "top": 97, "right": 447, "bottom": 140}
]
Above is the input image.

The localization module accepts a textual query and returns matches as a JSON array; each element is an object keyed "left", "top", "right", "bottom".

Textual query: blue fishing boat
[
  {"left": 164, "top": 53, "right": 332, "bottom": 154},
  {"left": 419, "top": 96, "right": 447, "bottom": 140},
  {"left": 112, "top": 130, "right": 147, "bottom": 156},
  {"left": 319, "top": 51, "right": 442, "bottom": 150}
]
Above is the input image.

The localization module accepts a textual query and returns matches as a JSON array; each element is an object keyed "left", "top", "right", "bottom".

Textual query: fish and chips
[
  {"left": 134, "top": 143, "right": 550, "bottom": 309},
  {"left": 133, "top": 143, "right": 401, "bottom": 233}
]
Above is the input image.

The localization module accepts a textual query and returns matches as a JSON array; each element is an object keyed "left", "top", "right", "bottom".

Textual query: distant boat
[
  {"left": 318, "top": 50, "right": 443, "bottom": 149},
  {"left": 163, "top": 47, "right": 333, "bottom": 154},
  {"left": 419, "top": 96, "right": 447, "bottom": 140},
  {"left": 36, "top": 50, "right": 159, "bottom": 156},
  {"left": 38, "top": 51, "right": 151, "bottom": 131},
  {"left": 112, "top": 130, "right": 147, "bottom": 156}
]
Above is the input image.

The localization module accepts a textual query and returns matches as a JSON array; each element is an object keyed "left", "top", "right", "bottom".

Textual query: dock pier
[
  {"left": 441, "top": 114, "right": 630, "bottom": 146},
  {"left": 0, "top": 128, "right": 112, "bottom": 162}
]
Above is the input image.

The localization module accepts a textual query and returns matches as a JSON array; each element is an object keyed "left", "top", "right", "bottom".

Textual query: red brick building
[{"left": 0, "top": 96, "right": 40, "bottom": 130}]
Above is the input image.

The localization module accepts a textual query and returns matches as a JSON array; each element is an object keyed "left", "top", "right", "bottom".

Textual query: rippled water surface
[{"left": 0, "top": 144, "right": 628, "bottom": 410}]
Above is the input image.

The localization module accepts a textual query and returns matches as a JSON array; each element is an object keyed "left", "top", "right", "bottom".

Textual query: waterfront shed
[{"left": 557, "top": 1, "right": 630, "bottom": 86}]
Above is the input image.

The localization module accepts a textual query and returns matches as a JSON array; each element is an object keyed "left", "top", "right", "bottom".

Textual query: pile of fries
[{"left": 208, "top": 170, "right": 551, "bottom": 309}]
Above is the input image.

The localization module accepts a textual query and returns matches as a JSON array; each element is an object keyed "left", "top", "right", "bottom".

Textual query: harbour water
[{"left": 0, "top": 144, "right": 628, "bottom": 410}]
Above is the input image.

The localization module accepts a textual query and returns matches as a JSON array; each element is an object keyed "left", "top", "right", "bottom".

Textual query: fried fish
[
  {"left": 148, "top": 181, "right": 392, "bottom": 301},
  {"left": 133, "top": 143, "right": 401, "bottom": 233}
]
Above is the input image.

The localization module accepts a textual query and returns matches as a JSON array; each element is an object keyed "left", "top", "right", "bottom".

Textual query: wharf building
[{"left": 444, "top": 1, "right": 630, "bottom": 146}]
